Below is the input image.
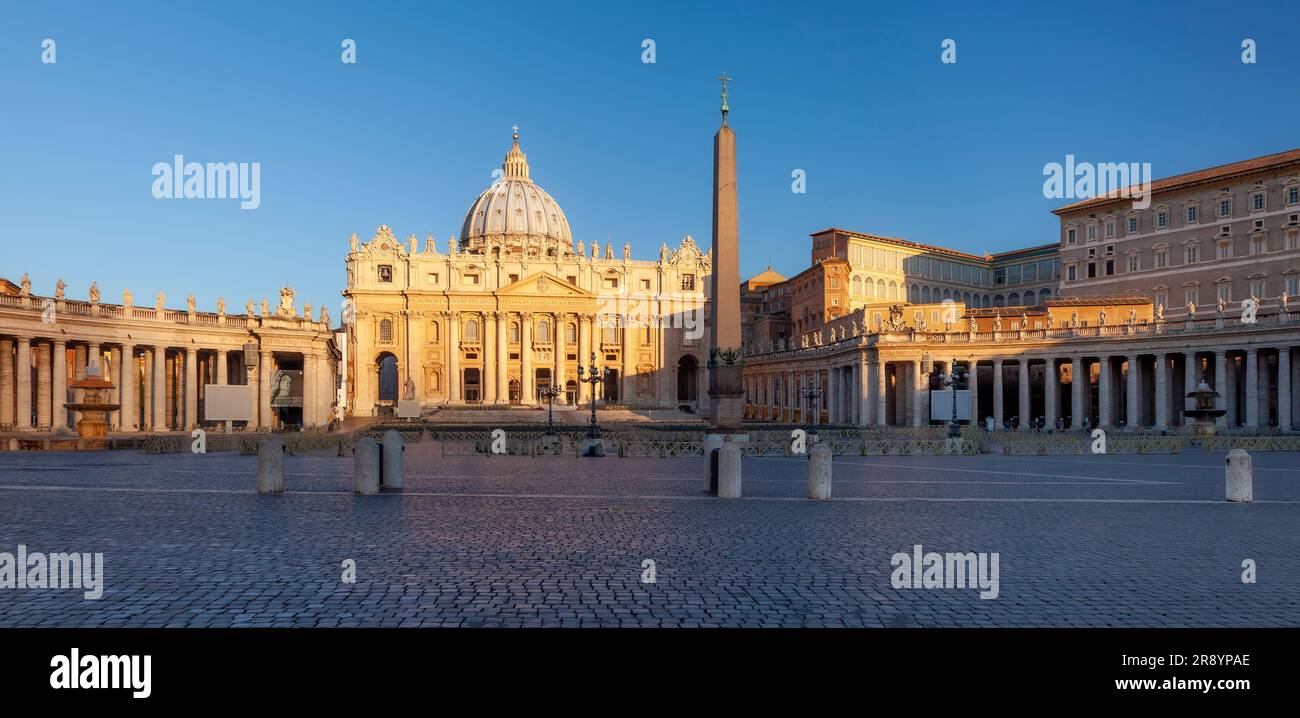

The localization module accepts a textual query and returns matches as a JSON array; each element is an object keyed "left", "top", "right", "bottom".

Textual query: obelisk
[{"left": 707, "top": 73, "right": 745, "bottom": 429}]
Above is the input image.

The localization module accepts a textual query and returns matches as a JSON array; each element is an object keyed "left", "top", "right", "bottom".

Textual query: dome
[{"left": 459, "top": 130, "right": 573, "bottom": 255}]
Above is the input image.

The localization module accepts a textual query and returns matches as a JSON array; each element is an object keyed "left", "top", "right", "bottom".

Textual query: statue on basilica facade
[
  {"left": 968, "top": 315, "right": 977, "bottom": 333},
  {"left": 55, "top": 279, "right": 67, "bottom": 300},
  {"left": 1098, "top": 308, "right": 1107, "bottom": 326},
  {"left": 187, "top": 294, "right": 196, "bottom": 313},
  {"left": 1155, "top": 303, "right": 1164, "bottom": 323},
  {"left": 403, "top": 377, "right": 416, "bottom": 401},
  {"left": 304, "top": 303, "right": 312, "bottom": 320},
  {"left": 88, "top": 281, "right": 100, "bottom": 304},
  {"left": 623, "top": 242, "right": 630, "bottom": 260},
  {"left": 19, "top": 274, "right": 31, "bottom": 297},
  {"left": 278, "top": 287, "right": 295, "bottom": 317},
  {"left": 246, "top": 299, "right": 255, "bottom": 316},
  {"left": 1216, "top": 296, "right": 1227, "bottom": 318},
  {"left": 1282, "top": 291, "right": 1290, "bottom": 313},
  {"left": 217, "top": 297, "right": 226, "bottom": 315},
  {"left": 261, "top": 299, "right": 269, "bottom": 316},
  {"left": 1186, "top": 300, "right": 1196, "bottom": 319},
  {"left": 156, "top": 292, "right": 166, "bottom": 313},
  {"left": 350, "top": 233, "right": 358, "bottom": 252},
  {"left": 993, "top": 311, "right": 1002, "bottom": 333},
  {"left": 1046, "top": 312, "right": 1054, "bottom": 329},
  {"left": 123, "top": 288, "right": 133, "bottom": 311},
  {"left": 576, "top": 239, "right": 585, "bottom": 257},
  {"left": 1128, "top": 307, "right": 1137, "bottom": 325},
  {"left": 320, "top": 304, "right": 329, "bottom": 325}
]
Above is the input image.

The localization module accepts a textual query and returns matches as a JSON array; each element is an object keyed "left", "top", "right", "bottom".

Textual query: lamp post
[
  {"left": 576, "top": 351, "right": 608, "bottom": 441},
  {"left": 800, "top": 384, "right": 823, "bottom": 428},
  {"left": 933, "top": 358, "right": 967, "bottom": 438},
  {"left": 538, "top": 383, "right": 561, "bottom": 436}
]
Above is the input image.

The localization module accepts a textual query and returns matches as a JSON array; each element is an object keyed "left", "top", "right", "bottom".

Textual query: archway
[
  {"left": 603, "top": 369, "right": 620, "bottom": 403},
  {"left": 677, "top": 355, "right": 699, "bottom": 403},
  {"left": 535, "top": 368, "right": 552, "bottom": 402},
  {"left": 376, "top": 353, "right": 398, "bottom": 402},
  {"left": 463, "top": 368, "right": 481, "bottom": 403},
  {"left": 508, "top": 379, "right": 521, "bottom": 404}
]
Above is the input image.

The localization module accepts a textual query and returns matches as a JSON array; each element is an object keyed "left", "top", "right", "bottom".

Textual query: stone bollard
[
  {"left": 717, "top": 443, "right": 743, "bottom": 499},
  {"left": 702, "top": 434, "right": 724, "bottom": 493},
  {"left": 257, "top": 437, "right": 284, "bottom": 494},
  {"left": 808, "top": 443, "right": 832, "bottom": 499},
  {"left": 354, "top": 437, "right": 380, "bottom": 496},
  {"left": 381, "top": 430, "right": 404, "bottom": 490},
  {"left": 1225, "top": 448, "right": 1253, "bottom": 502}
]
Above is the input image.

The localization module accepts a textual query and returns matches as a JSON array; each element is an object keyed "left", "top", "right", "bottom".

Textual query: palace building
[
  {"left": 741, "top": 149, "right": 1300, "bottom": 432},
  {"left": 342, "top": 130, "right": 713, "bottom": 417}
]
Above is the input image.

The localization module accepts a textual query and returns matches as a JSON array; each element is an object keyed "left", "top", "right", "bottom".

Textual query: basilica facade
[{"left": 343, "top": 131, "right": 713, "bottom": 417}]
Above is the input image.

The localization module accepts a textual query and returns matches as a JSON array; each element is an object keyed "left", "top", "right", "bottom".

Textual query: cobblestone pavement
[{"left": 0, "top": 445, "right": 1296, "bottom": 627}]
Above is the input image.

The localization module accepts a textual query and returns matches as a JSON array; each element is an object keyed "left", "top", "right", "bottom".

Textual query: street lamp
[
  {"left": 933, "top": 358, "right": 967, "bottom": 438},
  {"left": 538, "top": 383, "right": 562, "bottom": 436},
  {"left": 800, "top": 384, "right": 823, "bottom": 428},
  {"left": 576, "top": 351, "right": 609, "bottom": 441}
]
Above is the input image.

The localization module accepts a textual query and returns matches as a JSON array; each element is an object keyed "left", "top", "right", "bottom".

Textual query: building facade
[
  {"left": 1056, "top": 149, "right": 1300, "bottom": 318},
  {"left": 0, "top": 278, "right": 336, "bottom": 433},
  {"left": 343, "top": 132, "right": 713, "bottom": 417}
]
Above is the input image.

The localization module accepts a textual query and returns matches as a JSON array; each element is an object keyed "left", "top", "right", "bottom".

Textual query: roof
[
  {"left": 742, "top": 265, "right": 787, "bottom": 289},
  {"left": 1053, "top": 148, "right": 1300, "bottom": 215},
  {"left": 1046, "top": 295, "right": 1152, "bottom": 307},
  {"left": 812, "top": 227, "right": 1054, "bottom": 264}
]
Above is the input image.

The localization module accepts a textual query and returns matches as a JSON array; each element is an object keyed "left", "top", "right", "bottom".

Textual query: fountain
[
  {"left": 1183, "top": 379, "right": 1226, "bottom": 438},
  {"left": 64, "top": 364, "right": 120, "bottom": 449}
]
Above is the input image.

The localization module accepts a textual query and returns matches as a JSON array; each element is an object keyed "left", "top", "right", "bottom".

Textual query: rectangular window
[
  {"left": 1185, "top": 288, "right": 1200, "bottom": 307},
  {"left": 464, "top": 274, "right": 480, "bottom": 286},
  {"left": 1219, "top": 199, "right": 1232, "bottom": 217},
  {"left": 1008, "top": 265, "right": 1021, "bottom": 284},
  {"left": 681, "top": 274, "right": 696, "bottom": 291},
  {"left": 1104, "top": 220, "right": 1116, "bottom": 238},
  {"left": 1289, "top": 186, "right": 1299, "bottom": 205},
  {"left": 994, "top": 268, "right": 1006, "bottom": 285},
  {"left": 508, "top": 273, "right": 519, "bottom": 283},
  {"left": 567, "top": 275, "right": 578, "bottom": 285},
  {"left": 1156, "top": 211, "right": 1168, "bottom": 229},
  {"left": 1023, "top": 263, "right": 1036, "bottom": 282},
  {"left": 1127, "top": 255, "right": 1139, "bottom": 272},
  {"left": 1251, "top": 237, "right": 1265, "bottom": 255},
  {"left": 602, "top": 277, "right": 619, "bottom": 289},
  {"left": 1067, "top": 228, "right": 1077, "bottom": 245},
  {"left": 1185, "top": 245, "right": 1199, "bottom": 264},
  {"left": 1087, "top": 262, "right": 1097, "bottom": 279},
  {"left": 1217, "top": 284, "right": 1231, "bottom": 302},
  {"left": 1067, "top": 264, "right": 1077, "bottom": 281},
  {"left": 427, "top": 272, "right": 439, "bottom": 285},
  {"left": 1252, "top": 193, "right": 1265, "bottom": 211},
  {"left": 1155, "top": 290, "right": 1168, "bottom": 310},
  {"left": 1288, "top": 231, "right": 1299, "bottom": 250},
  {"left": 1128, "top": 216, "right": 1138, "bottom": 234},
  {"left": 1155, "top": 249, "right": 1168, "bottom": 268},
  {"left": 1217, "top": 241, "right": 1231, "bottom": 260},
  {"left": 378, "top": 265, "right": 393, "bottom": 283},
  {"left": 1186, "top": 205, "right": 1198, "bottom": 223},
  {"left": 1250, "top": 279, "right": 1266, "bottom": 298},
  {"left": 1287, "top": 275, "right": 1299, "bottom": 297},
  {"left": 1105, "top": 259, "right": 1115, "bottom": 276},
  {"left": 1086, "top": 224, "right": 1097, "bottom": 242}
]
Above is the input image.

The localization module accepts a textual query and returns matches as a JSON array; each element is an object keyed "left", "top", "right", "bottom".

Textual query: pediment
[{"left": 497, "top": 272, "right": 592, "bottom": 298}]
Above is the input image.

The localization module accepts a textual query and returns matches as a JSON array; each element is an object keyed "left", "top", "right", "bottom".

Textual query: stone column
[
  {"left": 15, "top": 337, "right": 31, "bottom": 430},
  {"left": 142, "top": 349, "right": 154, "bottom": 430},
  {"left": 875, "top": 359, "right": 887, "bottom": 425},
  {"left": 259, "top": 350, "right": 272, "bottom": 429},
  {"left": 484, "top": 313, "right": 496, "bottom": 404},
  {"left": 35, "top": 342, "right": 51, "bottom": 429},
  {"left": 1279, "top": 348, "right": 1292, "bottom": 430},
  {"left": 553, "top": 313, "right": 566, "bottom": 403},
  {"left": 119, "top": 344, "right": 134, "bottom": 431},
  {"left": 1154, "top": 353, "right": 1169, "bottom": 430},
  {"left": 1245, "top": 349, "right": 1259, "bottom": 428},
  {"left": 52, "top": 340, "right": 67, "bottom": 430},
  {"left": 520, "top": 312, "right": 533, "bottom": 404},
  {"left": 164, "top": 353, "right": 175, "bottom": 429},
  {"left": 303, "top": 352, "right": 317, "bottom": 427},
  {"left": 992, "top": 359, "right": 1004, "bottom": 427},
  {"left": 1214, "top": 351, "right": 1227, "bottom": 427},
  {"left": 153, "top": 348, "right": 167, "bottom": 432},
  {"left": 1098, "top": 356, "right": 1112, "bottom": 427},
  {"left": 72, "top": 344, "right": 87, "bottom": 424},
  {"left": 185, "top": 347, "right": 198, "bottom": 429},
  {"left": 857, "top": 361, "right": 870, "bottom": 426},
  {"left": 826, "top": 367, "right": 837, "bottom": 424},
  {"left": 1126, "top": 353, "right": 1140, "bottom": 429},
  {"left": 577, "top": 314, "right": 590, "bottom": 405},
  {"left": 444, "top": 313, "right": 458, "bottom": 403},
  {"left": 1184, "top": 351, "right": 1198, "bottom": 415},
  {"left": 968, "top": 360, "right": 980, "bottom": 424},
  {"left": 494, "top": 312, "right": 508, "bottom": 403},
  {"left": 88, "top": 342, "right": 101, "bottom": 374},
  {"left": 216, "top": 350, "right": 228, "bottom": 385},
  {"left": 0, "top": 338, "right": 13, "bottom": 428},
  {"left": 912, "top": 359, "right": 925, "bottom": 427},
  {"left": 1071, "top": 357, "right": 1084, "bottom": 429},
  {"left": 621, "top": 317, "right": 636, "bottom": 405},
  {"left": 1044, "top": 358, "right": 1058, "bottom": 429},
  {"left": 1018, "top": 359, "right": 1031, "bottom": 430}
]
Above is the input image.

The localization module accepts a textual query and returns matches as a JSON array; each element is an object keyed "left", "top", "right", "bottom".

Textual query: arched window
[
  {"left": 852, "top": 276, "right": 862, "bottom": 296},
  {"left": 379, "top": 319, "right": 393, "bottom": 342},
  {"left": 877, "top": 279, "right": 886, "bottom": 298},
  {"left": 1008, "top": 292, "right": 1020, "bottom": 306},
  {"left": 537, "top": 320, "right": 551, "bottom": 343},
  {"left": 429, "top": 321, "right": 440, "bottom": 342},
  {"left": 888, "top": 281, "right": 898, "bottom": 300},
  {"left": 465, "top": 319, "right": 480, "bottom": 342},
  {"left": 566, "top": 323, "right": 577, "bottom": 343},
  {"left": 509, "top": 322, "right": 520, "bottom": 343}
]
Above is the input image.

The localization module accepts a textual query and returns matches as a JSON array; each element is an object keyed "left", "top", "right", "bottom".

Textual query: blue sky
[{"left": 2, "top": 0, "right": 1297, "bottom": 315}]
